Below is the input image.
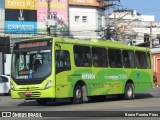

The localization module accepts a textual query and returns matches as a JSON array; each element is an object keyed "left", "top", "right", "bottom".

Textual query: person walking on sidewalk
[{"left": 153, "top": 72, "right": 158, "bottom": 88}]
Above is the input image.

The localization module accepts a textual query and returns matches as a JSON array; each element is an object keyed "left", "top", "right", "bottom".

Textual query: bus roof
[
  {"left": 51, "top": 37, "right": 150, "bottom": 52},
  {"left": 15, "top": 36, "right": 150, "bottom": 52}
]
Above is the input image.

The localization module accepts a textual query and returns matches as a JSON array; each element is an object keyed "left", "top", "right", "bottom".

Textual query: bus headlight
[{"left": 45, "top": 80, "right": 52, "bottom": 89}]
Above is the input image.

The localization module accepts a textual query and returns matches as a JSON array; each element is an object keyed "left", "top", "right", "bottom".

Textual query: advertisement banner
[
  {"left": 5, "top": 9, "right": 37, "bottom": 21},
  {"left": 37, "top": 0, "right": 68, "bottom": 35},
  {"left": 5, "top": 0, "right": 37, "bottom": 10},
  {"left": 0, "top": 0, "right": 4, "bottom": 9},
  {"left": 5, "top": 21, "right": 37, "bottom": 34},
  {"left": 69, "top": 0, "right": 101, "bottom": 6}
]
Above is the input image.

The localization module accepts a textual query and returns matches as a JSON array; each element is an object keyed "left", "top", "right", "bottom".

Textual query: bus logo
[{"left": 82, "top": 73, "right": 95, "bottom": 80}]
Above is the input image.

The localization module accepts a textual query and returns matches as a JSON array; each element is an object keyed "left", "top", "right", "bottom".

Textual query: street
[
  {"left": 0, "top": 87, "right": 160, "bottom": 111},
  {"left": 0, "top": 87, "right": 160, "bottom": 119}
]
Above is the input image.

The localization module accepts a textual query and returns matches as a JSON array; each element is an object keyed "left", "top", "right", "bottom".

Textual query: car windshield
[{"left": 11, "top": 48, "right": 52, "bottom": 80}]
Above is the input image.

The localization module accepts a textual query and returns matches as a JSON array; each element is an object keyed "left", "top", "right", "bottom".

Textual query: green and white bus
[{"left": 10, "top": 37, "right": 153, "bottom": 105}]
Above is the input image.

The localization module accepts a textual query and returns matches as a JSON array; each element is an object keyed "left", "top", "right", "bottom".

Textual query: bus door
[{"left": 55, "top": 43, "right": 72, "bottom": 98}]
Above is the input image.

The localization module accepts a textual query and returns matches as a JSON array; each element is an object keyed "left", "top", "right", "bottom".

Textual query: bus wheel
[
  {"left": 36, "top": 99, "right": 48, "bottom": 105},
  {"left": 124, "top": 83, "right": 134, "bottom": 100},
  {"left": 72, "top": 85, "right": 83, "bottom": 104}
]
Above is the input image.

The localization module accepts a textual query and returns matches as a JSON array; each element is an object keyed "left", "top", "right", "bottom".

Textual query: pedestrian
[{"left": 153, "top": 72, "right": 158, "bottom": 88}]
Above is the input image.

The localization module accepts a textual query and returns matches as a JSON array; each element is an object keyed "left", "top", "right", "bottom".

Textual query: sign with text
[
  {"left": 37, "top": 0, "right": 69, "bottom": 35},
  {"left": 5, "top": 21, "right": 37, "bottom": 34},
  {"left": 5, "top": 0, "right": 37, "bottom": 34},
  {"left": 5, "top": 0, "right": 37, "bottom": 10},
  {"left": 19, "top": 41, "right": 47, "bottom": 48},
  {"left": 5, "top": 9, "right": 37, "bottom": 21}
]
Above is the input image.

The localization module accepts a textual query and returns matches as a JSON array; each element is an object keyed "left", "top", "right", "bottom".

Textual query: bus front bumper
[{"left": 11, "top": 87, "right": 55, "bottom": 99}]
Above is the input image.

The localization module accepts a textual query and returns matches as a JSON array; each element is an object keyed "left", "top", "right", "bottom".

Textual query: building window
[
  {"left": 144, "top": 34, "right": 149, "bottom": 42},
  {"left": 75, "top": 16, "right": 80, "bottom": 22},
  {"left": 82, "top": 16, "right": 87, "bottom": 23}
]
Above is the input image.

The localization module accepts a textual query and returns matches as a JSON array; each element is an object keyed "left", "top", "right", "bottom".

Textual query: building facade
[
  {"left": 109, "top": 10, "right": 160, "bottom": 46},
  {"left": 1, "top": 1, "right": 160, "bottom": 46},
  {"left": 69, "top": 0, "right": 105, "bottom": 39}
]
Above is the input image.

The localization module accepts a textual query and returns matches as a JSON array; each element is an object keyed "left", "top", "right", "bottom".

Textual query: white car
[{"left": 0, "top": 75, "right": 10, "bottom": 95}]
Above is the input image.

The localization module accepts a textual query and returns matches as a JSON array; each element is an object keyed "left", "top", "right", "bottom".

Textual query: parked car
[{"left": 0, "top": 75, "right": 10, "bottom": 95}]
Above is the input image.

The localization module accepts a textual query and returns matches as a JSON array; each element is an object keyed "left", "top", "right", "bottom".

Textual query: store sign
[
  {"left": 5, "top": 9, "right": 37, "bottom": 21},
  {"left": 5, "top": 0, "right": 37, "bottom": 34},
  {"left": 5, "top": 21, "right": 37, "bottom": 34},
  {"left": 37, "top": 0, "right": 68, "bottom": 23},
  {"left": 5, "top": 0, "right": 37, "bottom": 10},
  {"left": 37, "top": 0, "right": 68, "bottom": 35}
]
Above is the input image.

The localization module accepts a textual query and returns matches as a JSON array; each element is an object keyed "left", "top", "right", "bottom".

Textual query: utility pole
[
  {"left": 102, "top": 0, "right": 120, "bottom": 39},
  {"left": 46, "top": 0, "right": 51, "bottom": 36},
  {"left": 149, "top": 21, "right": 156, "bottom": 48},
  {"left": 105, "top": 1, "right": 109, "bottom": 28},
  {"left": 150, "top": 22, "right": 153, "bottom": 48}
]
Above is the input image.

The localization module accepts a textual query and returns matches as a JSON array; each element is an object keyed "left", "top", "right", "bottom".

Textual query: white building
[
  {"left": 109, "top": 10, "right": 160, "bottom": 46},
  {"left": 69, "top": 5, "right": 105, "bottom": 39}
]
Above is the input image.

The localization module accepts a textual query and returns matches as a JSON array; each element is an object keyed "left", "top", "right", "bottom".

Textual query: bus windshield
[{"left": 11, "top": 47, "right": 52, "bottom": 80}]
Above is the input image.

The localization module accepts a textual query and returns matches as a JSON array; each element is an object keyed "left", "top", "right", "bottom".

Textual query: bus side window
[
  {"left": 55, "top": 50, "right": 71, "bottom": 73},
  {"left": 135, "top": 51, "right": 148, "bottom": 69},
  {"left": 92, "top": 47, "right": 108, "bottom": 67},
  {"left": 74, "top": 45, "right": 91, "bottom": 67},
  {"left": 108, "top": 48, "right": 122, "bottom": 68},
  {"left": 122, "top": 50, "right": 135, "bottom": 68},
  {"left": 147, "top": 52, "right": 151, "bottom": 69}
]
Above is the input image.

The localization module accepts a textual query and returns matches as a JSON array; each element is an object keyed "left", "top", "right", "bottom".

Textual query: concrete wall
[{"left": 69, "top": 6, "right": 105, "bottom": 38}]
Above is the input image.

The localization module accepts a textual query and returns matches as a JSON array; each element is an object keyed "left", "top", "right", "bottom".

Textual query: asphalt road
[{"left": 0, "top": 87, "right": 160, "bottom": 119}]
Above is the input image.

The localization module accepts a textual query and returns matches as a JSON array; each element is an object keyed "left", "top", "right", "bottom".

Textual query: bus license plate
[{"left": 25, "top": 92, "right": 32, "bottom": 97}]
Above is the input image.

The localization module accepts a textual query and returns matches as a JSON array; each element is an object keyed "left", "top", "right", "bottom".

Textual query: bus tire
[
  {"left": 124, "top": 83, "right": 134, "bottom": 100},
  {"left": 36, "top": 99, "right": 48, "bottom": 105},
  {"left": 72, "top": 85, "right": 83, "bottom": 104}
]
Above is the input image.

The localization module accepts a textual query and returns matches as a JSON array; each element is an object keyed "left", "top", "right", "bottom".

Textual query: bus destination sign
[{"left": 19, "top": 41, "right": 47, "bottom": 49}]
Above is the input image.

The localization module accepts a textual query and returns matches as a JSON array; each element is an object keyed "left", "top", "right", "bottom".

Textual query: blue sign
[
  {"left": 0, "top": 0, "right": 4, "bottom": 9},
  {"left": 29, "top": 70, "right": 33, "bottom": 79},
  {"left": 5, "top": 21, "right": 37, "bottom": 34}
]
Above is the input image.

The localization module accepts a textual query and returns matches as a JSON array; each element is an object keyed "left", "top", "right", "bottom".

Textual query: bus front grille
[
  {"left": 18, "top": 91, "right": 41, "bottom": 98},
  {"left": 19, "top": 87, "right": 40, "bottom": 91}
]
